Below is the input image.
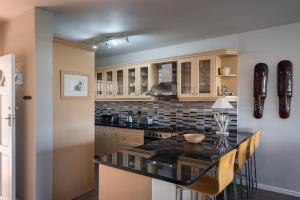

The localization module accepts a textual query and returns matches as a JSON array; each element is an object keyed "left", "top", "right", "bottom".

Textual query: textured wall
[{"left": 95, "top": 97, "right": 238, "bottom": 133}]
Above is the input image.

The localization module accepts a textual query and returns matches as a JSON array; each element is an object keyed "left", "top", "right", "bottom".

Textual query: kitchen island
[{"left": 95, "top": 132, "right": 251, "bottom": 200}]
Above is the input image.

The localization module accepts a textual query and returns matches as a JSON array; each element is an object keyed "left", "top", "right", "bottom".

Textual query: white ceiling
[{"left": 1, "top": 0, "right": 300, "bottom": 58}]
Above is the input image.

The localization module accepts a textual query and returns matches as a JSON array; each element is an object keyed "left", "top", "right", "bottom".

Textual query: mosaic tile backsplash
[{"left": 95, "top": 97, "right": 237, "bottom": 132}]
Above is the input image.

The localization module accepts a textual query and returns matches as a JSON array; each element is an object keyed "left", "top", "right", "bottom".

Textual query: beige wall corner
[
  {"left": 1, "top": 8, "right": 36, "bottom": 200},
  {"left": 53, "top": 39, "right": 95, "bottom": 200}
]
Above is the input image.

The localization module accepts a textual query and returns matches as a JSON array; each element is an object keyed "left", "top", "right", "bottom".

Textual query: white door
[{"left": 0, "top": 54, "right": 15, "bottom": 200}]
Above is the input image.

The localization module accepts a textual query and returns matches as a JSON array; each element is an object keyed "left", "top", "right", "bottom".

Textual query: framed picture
[{"left": 60, "top": 70, "right": 89, "bottom": 99}]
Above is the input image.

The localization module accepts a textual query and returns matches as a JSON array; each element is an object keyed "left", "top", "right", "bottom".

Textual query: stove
[{"left": 144, "top": 130, "right": 178, "bottom": 139}]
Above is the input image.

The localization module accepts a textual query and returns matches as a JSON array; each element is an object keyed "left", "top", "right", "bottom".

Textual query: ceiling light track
[{"left": 85, "top": 32, "right": 130, "bottom": 49}]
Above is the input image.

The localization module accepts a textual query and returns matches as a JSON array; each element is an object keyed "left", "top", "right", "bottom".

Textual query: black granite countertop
[{"left": 95, "top": 131, "right": 252, "bottom": 186}]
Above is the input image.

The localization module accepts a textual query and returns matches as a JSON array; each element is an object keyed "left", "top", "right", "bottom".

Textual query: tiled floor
[{"left": 74, "top": 189, "right": 299, "bottom": 200}]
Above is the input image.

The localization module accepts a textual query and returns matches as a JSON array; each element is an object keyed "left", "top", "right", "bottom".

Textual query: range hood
[{"left": 146, "top": 62, "right": 177, "bottom": 96}]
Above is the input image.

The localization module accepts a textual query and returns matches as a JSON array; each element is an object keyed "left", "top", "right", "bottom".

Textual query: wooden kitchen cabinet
[
  {"left": 95, "top": 66, "right": 125, "bottom": 98},
  {"left": 96, "top": 64, "right": 154, "bottom": 100},
  {"left": 95, "top": 126, "right": 119, "bottom": 156},
  {"left": 177, "top": 56, "right": 216, "bottom": 100},
  {"left": 96, "top": 49, "right": 238, "bottom": 101},
  {"left": 118, "top": 128, "right": 144, "bottom": 147},
  {"left": 125, "top": 64, "right": 153, "bottom": 98},
  {"left": 95, "top": 126, "right": 144, "bottom": 156}
]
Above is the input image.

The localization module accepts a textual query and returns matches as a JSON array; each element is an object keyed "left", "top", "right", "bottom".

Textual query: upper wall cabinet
[
  {"left": 96, "top": 49, "right": 238, "bottom": 101},
  {"left": 177, "top": 56, "right": 216, "bottom": 99},
  {"left": 96, "top": 63, "right": 154, "bottom": 100}
]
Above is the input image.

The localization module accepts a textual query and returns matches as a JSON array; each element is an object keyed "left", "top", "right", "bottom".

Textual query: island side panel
[{"left": 99, "top": 164, "right": 152, "bottom": 200}]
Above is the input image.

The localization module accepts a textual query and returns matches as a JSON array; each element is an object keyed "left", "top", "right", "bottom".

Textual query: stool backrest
[
  {"left": 217, "top": 149, "right": 237, "bottom": 192},
  {"left": 254, "top": 129, "right": 262, "bottom": 150},
  {"left": 235, "top": 139, "right": 250, "bottom": 171}
]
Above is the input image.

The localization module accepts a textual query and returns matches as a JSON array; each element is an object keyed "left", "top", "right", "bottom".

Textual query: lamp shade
[{"left": 212, "top": 97, "right": 233, "bottom": 109}]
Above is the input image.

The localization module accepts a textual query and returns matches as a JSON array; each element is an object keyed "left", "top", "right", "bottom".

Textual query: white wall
[
  {"left": 238, "top": 23, "right": 300, "bottom": 195},
  {"left": 95, "top": 22, "right": 300, "bottom": 196},
  {"left": 35, "top": 9, "right": 53, "bottom": 200}
]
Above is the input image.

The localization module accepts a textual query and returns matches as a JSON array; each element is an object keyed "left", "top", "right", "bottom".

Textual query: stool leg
[
  {"left": 254, "top": 152, "right": 258, "bottom": 191},
  {"left": 176, "top": 186, "right": 183, "bottom": 200},
  {"left": 233, "top": 175, "right": 238, "bottom": 200},
  {"left": 249, "top": 158, "right": 253, "bottom": 199},
  {"left": 223, "top": 188, "right": 228, "bottom": 200},
  {"left": 245, "top": 163, "right": 249, "bottom": 199},
  {"left": 239, "top": 171, "right": 243, "bottom": 200}
]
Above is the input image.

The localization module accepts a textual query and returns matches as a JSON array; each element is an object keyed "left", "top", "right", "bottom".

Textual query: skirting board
[
  {"left": 236, "top": 178, "right": 300, "bottom": 198},
  {"left": 257, "top": 183, "right": 300, "bottom": 198}
]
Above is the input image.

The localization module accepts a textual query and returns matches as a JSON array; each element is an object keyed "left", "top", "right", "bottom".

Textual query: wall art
[
  {"left": 61, "top": 70, "right": 89, "bottom": 99},
  {"left": 278, "top": 60, "right": 293, "bottom": 119},
  {"left": 253, "top": 63, "right": 268, "bottom": 119}
]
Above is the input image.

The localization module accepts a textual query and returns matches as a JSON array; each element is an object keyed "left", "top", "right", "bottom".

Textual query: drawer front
[{"left": 118, "top": 128, "right": 144, "bottom": 147}]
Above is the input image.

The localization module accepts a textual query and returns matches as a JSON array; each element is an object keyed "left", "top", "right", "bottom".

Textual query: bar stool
[
  {"left": 246, "top": 129, "right": 261, "bottom": 199},
  {"left": 234, "top": 139, "right": 250, "bottom": 200},
  {"left": 177, "top": 149, "right": 237, "bottom": 200}
]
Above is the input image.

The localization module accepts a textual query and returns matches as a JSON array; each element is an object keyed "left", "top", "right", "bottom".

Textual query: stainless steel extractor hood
[{"left": 146, "top": 62, "right": 177, "bottom": 96}]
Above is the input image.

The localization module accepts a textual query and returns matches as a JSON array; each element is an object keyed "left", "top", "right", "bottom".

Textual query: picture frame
[{"left": 60, "top": 70, "right": 90, "bottom": 99}]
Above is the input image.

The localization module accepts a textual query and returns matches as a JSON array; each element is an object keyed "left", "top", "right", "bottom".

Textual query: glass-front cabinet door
[
  {"left": 127, "top": 67, "right": 137, "bottom": 96},
  {"left": 105, "top": 70, "right": 114, "bottom": 96},
  {"left": 115, "top": 67, "right": 125, "bottom": 96},
  {"left": 196, "top": 56, "right": 216, "bottom": 96},
  {"left": 138, "top": 65, "right": 150, "bottom": 96},
  {"left": 177, "top": 59, "right": 197, "bottom": 96},
  {"left": 96, "top": 71, "right": 104, "bottom": 97}
]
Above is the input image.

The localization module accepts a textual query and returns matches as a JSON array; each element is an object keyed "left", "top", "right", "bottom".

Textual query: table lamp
[{"left": 211, "top": 97, "right": 233, "bottom": 136}]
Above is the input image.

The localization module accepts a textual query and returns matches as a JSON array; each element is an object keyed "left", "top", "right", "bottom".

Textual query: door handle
[{"left": 5, "top": 114, "right": 12, "bottom": 126}]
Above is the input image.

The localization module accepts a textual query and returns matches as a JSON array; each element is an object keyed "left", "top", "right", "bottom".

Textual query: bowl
[{"left": 184, "top": 134, "right": 205, "bottom": 143}]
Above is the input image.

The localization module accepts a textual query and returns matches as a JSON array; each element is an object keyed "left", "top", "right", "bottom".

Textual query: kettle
[{"left": 111, "top": 114, "right": 119, "bottom": 123}]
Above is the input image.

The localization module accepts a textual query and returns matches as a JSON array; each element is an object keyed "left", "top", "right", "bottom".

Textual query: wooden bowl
[{"left": 184, "top": 134, "right": 205, "bottom": 143}]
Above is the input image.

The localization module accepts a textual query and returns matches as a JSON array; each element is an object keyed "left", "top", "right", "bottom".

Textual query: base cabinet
[
  {"left": 95, "top": 126, "right": 118, "bottom": 156},
  {"left": 95, "top": 126, "right": 144, "bottom": 156}
]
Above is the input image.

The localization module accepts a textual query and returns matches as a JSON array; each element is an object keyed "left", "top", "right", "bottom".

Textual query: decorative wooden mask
[
  {"left": 278, "top": 60, "right": 293, "bottom": 119},
  {"left": 254, "top": 63, "right": 268, "bottom": 119}
]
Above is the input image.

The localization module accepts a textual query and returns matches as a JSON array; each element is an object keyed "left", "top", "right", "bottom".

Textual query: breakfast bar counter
[{"left": 95, "top": 131, "right": 252, "bottom": 200}]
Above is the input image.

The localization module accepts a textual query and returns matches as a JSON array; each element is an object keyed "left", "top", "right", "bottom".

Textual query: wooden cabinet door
[
  {"left": 125, "top": 66, "right": 139, "bottom": 97},
  {"left": 95, "top": 70, "right": 104, "bottom": 97},
  {"left": 104, "top": 70, "right": 114, "bottom": 97},
  {"left": 194, "top": 56, "right": 217, "bottom": 97},
  {"left": 114, "top": 67, "right": 125, "bottom": 97},
  {"left": 105, "top": 127, "right": 119, "bottom": 154},
  {"left": 118, "top": 128, "right": 144, "bottom": 147},
  {"left": 137, "top": 64, "right": 151, "bottom": 96},
  {"left": 95, "top": 126, "right": 106, "bottom": 156}
]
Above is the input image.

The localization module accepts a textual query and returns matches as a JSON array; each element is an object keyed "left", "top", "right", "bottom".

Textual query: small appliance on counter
[
  {"left": 100, "top": 114, "right": 119, "bottom": 123},
  {"left": 126, "top": 111, "right": 134, "bottom": 123},
  {"left": 137, "top": 115, "right": 153, "bottom": 125}
]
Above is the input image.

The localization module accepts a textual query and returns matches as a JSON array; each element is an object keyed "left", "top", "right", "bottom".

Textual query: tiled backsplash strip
[{"left": 95, "top": 97, "right": 237, "bottom": 132}]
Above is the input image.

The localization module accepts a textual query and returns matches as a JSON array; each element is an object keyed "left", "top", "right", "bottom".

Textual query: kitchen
[
  {"left": 93, "top": 49, "right": 243, "bottom": 199},
  {"left": 0, "top": 1, "right": 300, "bottom": 200}
]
